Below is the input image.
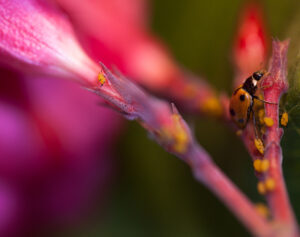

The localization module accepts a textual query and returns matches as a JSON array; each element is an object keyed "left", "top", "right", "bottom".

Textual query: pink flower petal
[
  {"left": 0, "top": 0, "right": 100, "bottom": 85},
  {"left": 53, "top": 0, "right": 149, "bottom": 31},
  {"left": 54, "top": 0, "right": 180, "bottom": 90},
  {"left": 0, "top": 67, "right": 121, "bottom": 234}
]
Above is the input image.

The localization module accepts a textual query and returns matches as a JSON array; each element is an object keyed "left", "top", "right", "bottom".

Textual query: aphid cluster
[
  {"left": 229, "top": 70, "right": 288, "bottom": 139},
  {"left": 229, "top": 70, "right": 279, "bottom": 152},
  {"left": 229, "top": 70, "right": 287, "bottom": 197}
]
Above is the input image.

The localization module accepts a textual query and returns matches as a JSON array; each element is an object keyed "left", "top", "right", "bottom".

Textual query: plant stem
[
  {"left": 263, "top": 40, "right": 299, "bottom": 235},
  {"left": 177, "top": 144, "right": 274, "bottom": 237}
]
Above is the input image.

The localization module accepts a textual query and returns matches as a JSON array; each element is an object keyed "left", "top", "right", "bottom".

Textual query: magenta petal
[
  {"left": 0, "top": 71, "right": 121, "bottom": 234},
  {"left": 0, "top": 0, "right": 100, "bottom": 84},
  {"left": 53, "top": 0, "right": 179, "bottom": 90},
  {"left": 54, "top": 0, "right": 149, "bottom": 32},
  {"left": 0, "top": 183, "right": 19, "bottom": 235},
  {"left": 23, "top": 77, "right": 121, "bottom": 227}
]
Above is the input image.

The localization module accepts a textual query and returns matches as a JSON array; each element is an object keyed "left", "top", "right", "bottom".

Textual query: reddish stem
[
  {"left": 262, "top": 40, "right": 299, "bottom": 235},
  {"left": 177, "top": 145, "right": 274, "bottom": 237}
]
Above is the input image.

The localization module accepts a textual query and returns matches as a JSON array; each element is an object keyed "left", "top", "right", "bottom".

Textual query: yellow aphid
[
  {"left": 258, "top": 109, "right": 265, "bottom": 125},
  {"left": 281, "top": 112, "right": 288, "bottom": 127},
  {"left": 264, "top": 117, "right": 274, "bottom": 127},
  {"left": 255, "top": 203, "right": 269, "bottom": 218},
  {"left": 253, "top": 159, "right": 270, "bottom": 173},
  {"left": 173, "top": 129, "right": 188, "bottom": 153},
  {"left": 260, "top": 160, "right": 270, "bottom": 172},
  {"left": 265, "top": 177, "right": 276, "bottom": 191},
  {"left": 236, "top": 129, "right": 243, "bottom": 136},
  {"left": 157, "top": 114, "right": 189, "bottom": 154},
  {"left": 257, "top": 181, "right": 266, "bottom": 195},
  {"left": 253, "top": 159, "right": 262, "bottom": 172},
  {"left": 171, "top": 114, "right": 189, "bottom": 154},
  {"left": 254, "top": 138, "right": 264, "bottom": 154},
  {"left": 98, "top": 73, "right": 106, "bottom": 86},
  {"left": 200, "top": 97, "right": 222, "bottom": 118}
]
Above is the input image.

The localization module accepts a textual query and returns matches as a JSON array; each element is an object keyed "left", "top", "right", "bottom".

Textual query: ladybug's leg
[
  {"left": 253, "top": 95, "right": 278, "bottom": 105},
  {"left": 259, "top": 83, "right": 274, "bottom": 90},
  {"left": 252, "top": 110, "right": 259, "bottom": 139}
]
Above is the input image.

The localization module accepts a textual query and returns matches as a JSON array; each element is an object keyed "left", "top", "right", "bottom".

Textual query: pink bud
[{"left": 233, "top": 3, "right": 268, "bottom": 74}]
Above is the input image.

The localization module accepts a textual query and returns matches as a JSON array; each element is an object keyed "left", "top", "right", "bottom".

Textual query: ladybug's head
[{"left": 252, "top": 70, "right": 268, "bottom": 81}]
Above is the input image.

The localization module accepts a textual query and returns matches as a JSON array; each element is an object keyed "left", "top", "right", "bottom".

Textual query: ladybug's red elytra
[{"left": 229, "top": 70, "right": 272, "bottom": 129}]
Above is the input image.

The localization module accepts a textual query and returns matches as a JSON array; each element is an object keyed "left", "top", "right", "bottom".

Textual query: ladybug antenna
[{"left": 253, "top": 96, "right": 278, "bottom": 105}]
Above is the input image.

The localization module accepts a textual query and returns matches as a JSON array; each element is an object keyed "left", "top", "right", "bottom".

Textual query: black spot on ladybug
[
  {"left": 239, "top": 94, "right": 245, "bottom": 101},
  {"left": 230, "top": 108, "right": 235, "bottom": 116},
  {"left": 238, "top": 118, "right": 244, "bottom": 124}
]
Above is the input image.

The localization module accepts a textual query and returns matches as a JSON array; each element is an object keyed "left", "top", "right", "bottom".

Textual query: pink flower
[
  {"left": 1, "top": 0, "right": 297, "bottom": 236},
  {"left": 0, "top": 0, "right": 206, "bottom": 232},
  {"left": 0, "top": 0, "right": 125, "bottom": 235}
]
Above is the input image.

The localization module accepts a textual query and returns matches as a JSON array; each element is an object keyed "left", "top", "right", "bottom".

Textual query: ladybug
[{"left": 229, "top": 70, "right": 271, "bottom": 129}]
